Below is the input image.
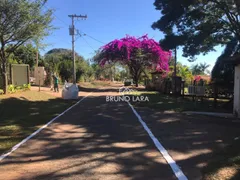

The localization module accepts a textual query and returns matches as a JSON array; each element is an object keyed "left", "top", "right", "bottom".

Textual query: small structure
[
  {"left": 234, "top": 64, "right": 240, "bottom": 117},
  {"left": 188, "top": 79, "right": 205, "bottom": 103},
  {"left": 223, "top": 55, "right": 240, "bottom": 117},
  {"left": 172, "top": 76, "right": 182, "bottom": 95},
  {"left": 10, "top": 64, "right": 30, "bottom": 86},
  {"left": 34, "top": 67, "right": 46, "bottom": 86},
  {"left": 146, "top": 71, "right": 183, "bottom": 95},
  {"left": 151, "top": 71, "right": 164, "bottom": 91},
  {"left": 188, "top": 86, "right": 205, "bottom": 96}
]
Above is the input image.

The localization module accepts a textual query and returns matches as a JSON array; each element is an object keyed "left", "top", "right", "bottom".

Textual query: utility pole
[
  {"left": 68, "top": 14, "right": 87, "bottom": 84},
  {"left": 174, "top": 47, "right": 177, "bottom": 95},
  {"left": 174, "top": 47, "right": 177, "bottom": 77}
]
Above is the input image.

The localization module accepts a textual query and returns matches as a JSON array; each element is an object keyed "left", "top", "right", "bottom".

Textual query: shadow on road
[
  {"left": 0, "top": 94, "right": 175, "bottom": 180},
  {"left": 0, "top": 90, "right": 239, "bottom": 179}
]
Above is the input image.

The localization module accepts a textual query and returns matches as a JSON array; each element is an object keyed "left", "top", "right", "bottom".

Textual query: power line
[
  {"left": 75, "top": 30, "right": 84, "bottom": 42},
  {"left": 42, "top": 4, "right": 71, "bottom": 46},
  {"left": 43, "top": 4, "right": 105, "bottom": 46},
  {"left": 85, "top": 34, "right": 106, "bottom": 44},
  {"left": 78, "top": 30, "right": 105, "bottom": 45},
  {"left": 43, "top": 3, "right": 106, "bottom": 57},
  {"left": 43, "top": 4, "right": 69, "bottom": 26},
  {"left": 82, "top": 36, "right": 97, "bottom": 52},
  {"left": 76, "top": 31, "right": 97, "bottom": 52}
]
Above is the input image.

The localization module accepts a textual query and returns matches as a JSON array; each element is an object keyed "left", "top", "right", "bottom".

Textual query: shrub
[
  {"left": 146, "top": 82, "right": 155, "bottom": 91},
  {"left": 8, "top": 84, "right": 16, "bottom": 93},
  {"left": 0, "top": 89, "right": 3, "bottom": 94},
  {"left": 124, "top": 79, "right": 132, "bottom": 86},
  {"left": 23, "top": 84, "right": 31, "bottom": 90},
  {"left": 6, "top": 84, "right": 31, "bottom": 94}
]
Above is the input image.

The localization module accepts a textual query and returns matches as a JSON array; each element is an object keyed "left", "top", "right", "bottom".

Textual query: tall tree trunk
[
  {"left": 134, "top": 75, "right": 139, "bottom": 87},
  {"left": 128, "top": 61, "right": 142, "bottom": 87},
  {"left": 36, "top": 50, "right": 38, "bottom": 67},
  {"left": 2, "top": 61, "right": 8, "bottom": 94},
  {"left": 134, "top": 70, "right": 142, "bottom": 87},
  {"left": 0, "top": 45, "right": 8, "bottom": 94}
]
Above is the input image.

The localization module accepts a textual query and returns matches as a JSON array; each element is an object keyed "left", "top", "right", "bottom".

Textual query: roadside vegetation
[
  {"left": 0, "top": 0, "right": 239, "bottom": 179},
  {"left": 0, "top": 91, "right": 77, "bottom": 154},
  {"left": 203, "top": 139, "right": 240, "bottom": 180},
  {"left": 132, "top": 91, "right": 232, "bottom": 113}
]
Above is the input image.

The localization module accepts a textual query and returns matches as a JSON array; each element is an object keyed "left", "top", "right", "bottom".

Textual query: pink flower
[
  {"left": 194, "top": 75, "right": 201, "bottom": 82},
  {"left": 100, "top": 35, "right": 171, "bottom": 71}
]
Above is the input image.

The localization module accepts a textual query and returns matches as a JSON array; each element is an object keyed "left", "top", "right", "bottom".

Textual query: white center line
[{"left": 127, "top": 101, "right": 188, "bottom": 180}]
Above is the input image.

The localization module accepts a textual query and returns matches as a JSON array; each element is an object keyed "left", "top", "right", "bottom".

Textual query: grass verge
[
  {"left": 80, "top": 81, "right": 112, "bottom": 89},
  {"left": 0, "top": 91, "right": 77, "bottom": 155},
  {"left": 132, "top": 91, "right": 232, "bottom": 113},
  {"left": 203, "top": 139, "right": 240, "bottom": 180}
]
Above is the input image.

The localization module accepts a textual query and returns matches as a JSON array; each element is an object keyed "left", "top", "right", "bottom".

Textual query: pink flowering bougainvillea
[
  {"left": 194, "top": 75, "right": 202, "bottom": 82},
  {"left": 97, "top": 35, "right": 171, "bottom": 87}
]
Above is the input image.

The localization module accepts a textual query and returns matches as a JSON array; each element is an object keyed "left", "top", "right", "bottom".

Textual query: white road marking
[
  {"left": 127, "top": 101, "right": 188, "bottom": 180},
  {"left": 0, "top": 92, "right": 92, "bottom": 162}
]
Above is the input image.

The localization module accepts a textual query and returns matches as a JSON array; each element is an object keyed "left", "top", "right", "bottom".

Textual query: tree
[
  {"left": 152, "top": 0, "right": 240, "bottom": 59},
  {"left": 6, "top": 44, "right": 40, "bottom": 69},
  {"left": 176, "top": 63, "right": 193, "bottom": 82},
  {"left": 58, "top": 60, "right": 72, "bottom": 82},
  {"left": 0, "top": 0, "right": 53, "bottom": 93},
  {"left": 212, "top": 37, "right": 239, "bottom": 83},
  {"left": 191, "top": 62, "right": 210, "bottom": 75},
  {"left": 91, "top": 63, "right": 118, "bottom": 81},
  {"left": 95, "top": 35, "right": 171, "bottom": 87},
  {"left": 44, "top": 48, "right": 91, "bottom": 83}
]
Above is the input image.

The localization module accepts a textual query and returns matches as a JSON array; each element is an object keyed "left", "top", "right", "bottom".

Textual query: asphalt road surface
[
  {"left": 1, "top": 89, "right": 239, "bottom": 180},
  {"left": 0, "top": 92, "right": 176, "bottom": 180}
]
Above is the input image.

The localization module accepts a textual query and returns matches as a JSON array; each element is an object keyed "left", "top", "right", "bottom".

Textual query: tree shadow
[
  {"left": 1, "top": 90, "right": 239, "bottom": 179},
  {"left": 132, "top": 95, "right": 240, "bottom": 179},
  {"left": 0, "top": 96, "right": 77, "bottom": 154},
  {"left": 0, "top": 94, "right": 176, "bottom": 180},
  {"left": 134, "top": 92, "right": 233, "bottom": 113},
  {"left": 78, "top": 86, "right": 119, "bottom": 92}
]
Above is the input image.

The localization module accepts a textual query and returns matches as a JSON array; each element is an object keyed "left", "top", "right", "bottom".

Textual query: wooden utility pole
[
  {"left": 68, "top": 14, "right": 87, "bottom": 84},
  {"left": 174, "top": 47, "right": 177, "bottom": 77},
  {"left": 174, "top": 47, "right": 177, "bottom": 95},
  {"left": 36, "top": 46, "right": 38, "bottom": 67}
]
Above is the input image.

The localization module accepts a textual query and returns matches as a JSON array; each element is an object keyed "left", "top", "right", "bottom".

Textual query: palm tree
[
  {"left": 191, "top": 62, "right": 210, "bottom": 75},
  {"left": 177, "top": 63, "right": 193, "bottom": 82}
]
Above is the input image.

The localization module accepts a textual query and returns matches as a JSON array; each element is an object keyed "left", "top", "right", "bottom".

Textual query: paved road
[{"left": 0, "top": 92, "right": 176, "bottom": 180}]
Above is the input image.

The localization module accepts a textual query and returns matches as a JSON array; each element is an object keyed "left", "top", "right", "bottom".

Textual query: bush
[
  {"left": 0, "top": 89, "right": 3, "bottom": 94},
  {"left": 23, "top": 84, "right": 31, "bottom": 90},
  {"left": 8, "top": 84, "right": 16, "bottom": 93},
  {"left": 145, "top": 82, "right": 155, "bottom": 91},
  {"left": 6, "top": 84, "right": 31, "bottom": 94},
  {"left": 124, "top": 79, "right": 132, "bottom": 86}
]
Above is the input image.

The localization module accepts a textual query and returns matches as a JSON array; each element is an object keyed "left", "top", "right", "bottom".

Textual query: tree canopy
[
  {"left": 212, "top": 37, "right": 239, "bottom": 84},
  {"left": 95, "top": 35, "right": 171, "bottom": 86},
  {"left": 0, "top": 0, "right": 53, "bottom": 93},
  {"left": 44, "top": 48, "right": 93, "bottom": 83},
  {"left": 191, "top": 62, "right": 210, "bottom": 75},
  {"left": 6, "top": 44, "right": 41, "bottom": 69},
  {"left": 152, "top": 0, "right": 240, "bottom": 58}
]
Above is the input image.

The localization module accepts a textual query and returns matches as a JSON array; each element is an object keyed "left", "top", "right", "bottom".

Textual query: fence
[{"left": 188, "top": 85, "right": 205, "bottom": 96}]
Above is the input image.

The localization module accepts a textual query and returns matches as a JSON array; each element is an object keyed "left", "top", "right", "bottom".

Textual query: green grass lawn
[
  {"left": 80, "top": 81, "right": 112, "bottom": 89},
  {"left": 132, "top": 91, "right": 232, "bottom": 113},
  {"left": 203, "top": 139, "right": 240, "bottom": 180},
  {"left": 0, "top": 91, "right": 77, "bottom": 155}
]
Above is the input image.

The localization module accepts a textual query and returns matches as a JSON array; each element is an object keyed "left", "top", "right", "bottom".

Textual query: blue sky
[{"left": 43, "top": 0, "right": 224, "bottom": 71}]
